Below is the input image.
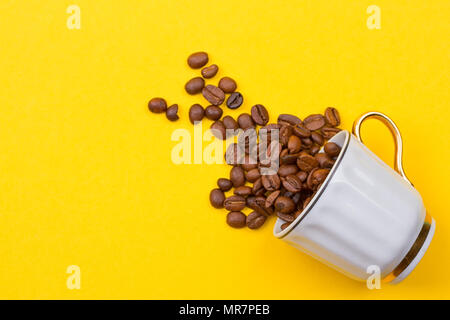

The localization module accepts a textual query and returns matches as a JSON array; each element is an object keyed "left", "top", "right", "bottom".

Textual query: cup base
[{"left": 387, "top": 217, "right": 435, "bottom": 284}]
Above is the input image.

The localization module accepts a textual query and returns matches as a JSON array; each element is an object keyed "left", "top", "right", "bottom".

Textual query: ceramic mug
[{"left": 273, "top": 111, "right": 435, "bottom": 283}]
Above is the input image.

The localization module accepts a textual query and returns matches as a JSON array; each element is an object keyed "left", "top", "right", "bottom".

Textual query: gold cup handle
[{"left": 352, "top": 111, "right": 412, "bottom": 186}]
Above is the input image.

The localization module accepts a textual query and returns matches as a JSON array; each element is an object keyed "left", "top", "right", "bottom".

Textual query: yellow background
[{"left": 0, "top": 0, "right": 449, "bottom": 299}]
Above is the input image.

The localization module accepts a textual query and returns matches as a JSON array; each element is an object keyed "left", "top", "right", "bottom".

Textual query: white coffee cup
[{"left": 273, "top": 111, "right": 435, "bottom": 283}]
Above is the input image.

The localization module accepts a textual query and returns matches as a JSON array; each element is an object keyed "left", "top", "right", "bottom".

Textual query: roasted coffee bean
[
  {"left": 245, "top": 168, "right": 261, "bottom": 183},
  {"left": 277, "top": 211, "right": 295, "bottom": 223},
  {"left": 185, "top": 77, "right": 205, "bottom": 94},
  {"left": 236, "top": 113, "right": 255, "bottom": 130},
  {"left": 282, "top": 175, "right": 303, "bottom": 193},
  {"left": 217, "top": 178, "right": 233, "bottom": 191},
  {"left": 321, "top": 127, "right": 341, "bottom": 139},
  {"left": 205, "top": 105, "right": 223, "bottom": 121},
  {"left": 252, "top": 178, "right": 264, "bottom": 195},
  {"left": 201, "top": 64, "right": 218, "bottom": 78},
  {"left": 218, "top": 77, "right": 237, "bottom": 93},
  {"left": 311, "top": 132, "right": 324, "bottom": 146},
  {"left": 296, "top": 171, "right": 308, "bottom": 182},
  {"left": 307, "top": 168, "right": 330, "bottom": 189},
  {"left": 230, "top": 166, "right": 246, "bottom": 187},
  {"left": 166, "top": 104, "right": 179, "bottom": 121},
  {"left": 315, "top": 153, "right": 334, "bottom": 169},
  {"left": 278, "top": 114, "right": 302, "bottom": 126},
  {"left": 301, "top": 138, "right": 313, "bottom": 148},
  {"left": 202, "top": 85, "right": 225, "bottom": 106},
  {"left": 246, "top": 211, "right": 266, "bottom": 229},
  {"left": 297, "top": 153, "right": 319, "bottom": 172},
  {"left": 261, "top": 174, "right": 281, "bottom": 191},
  {"left": 225, "top": 143, "right": 244, "bottom": 165},
  {"left": 241, "top": 155, "right": 258, "bottom": 171},
  {"left": 265, "top": 190, "right": 281, "bottom": 208},
  {"left": 234, "top": 186, "right": 253, "bottom": 197},
  {"left": 309, "top": 145, "right": 320, "bottom": 155},
  {"left": 247, "top": 196, "right": 272, "bottom": 216},
  {"left": 222, "top": 115, "right": 239, "bottom": 131},
  {"left": 303, "top": 114, "right": 326, "bottom": 131},
  {"left": 280, "top": 125, "right": 293, "bottom": 146},
  {"left": 224, "top": 195, "right": 246, "bottom": 211},
  {"left": 324, "top": 107, "right": 340, "bottom": 127},
  {"left": 189, "top": 104, "right": 205, "bottom": 124},
  {"left": 281, "top": 222, "right": 291, "bottom": 230},
  {"left": 226, "top": 211, "right": 247, "bottom": 228},
  {"left": 251, "top": 104, "right": 269, "bottom": 126},
  {"left": 148, "top": 97, "right": 167, "bottom": 113},
  {"left": 278, "top": 164, "right": 299, "bottom": 177},
  {"left": 294, "top": 210, "right": 303, "bottom": 219},
  {"left": 293, "top": 125, "right": 311, "bottom": 138},
  {"left": 226, "top": 92, "right": 244, "bottom": 109},
  {"left": 324, "top": 142, "right": 341, "bottom": 157},
  {"left": 210, "top": 120, "right": 226, "bottom": 139},
  {"left": 187, "top": 51, "right": 208, "bottom": 69},
  {"left": 280, "top": 151, "right": 300, "bottom": 165},
  {"left": 287, "top": 135, "right": 302, "bottom": 153},
  {"left": 274, "top": 196, "right": 295, "bottom": 214},
  {"left": 210, "top": 188, "right": 225, "bottom": 208}
]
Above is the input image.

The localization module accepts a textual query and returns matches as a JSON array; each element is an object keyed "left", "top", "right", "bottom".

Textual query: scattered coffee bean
[
  {"left": 148, "top": 97, "right": 167, "bottom": 113},
  {"left": 202, "top": 85, "right": 225, "bottom": 106},
  {"left": 234, "top": 186, "right": 253, "bottom": 197},
  {"left": 261, "top": 174, "right": 281, "bottom": 191},
  {"left": 189, "top": 104, "right": 205, "bottom": 124},
  {"left": 303, "top": 114, "right": 326, "bottom": 131},
  {"left": 278, "top": 114, "right": 302, "bottom": 126},
  {"left": 250, "top": 104, "right": 269, "bottom": 126},
  {"left": 166, "top": 104, "right": 179, "bottom": 121},
  {"left": 218, "top": 77, "right": 237, "bottom": 93},
  {"left": 226, "top": 92, "right": 244, "bottom": 109},
  {"left": 311, "top": 132, "right": 324, "bottom": 146},
  {"left": 201, "top": 64, "right": 218, "bottom": 78},
  {"left": 293, "top": 125, "right": 311, "bottom": 138},
  {"left": 310, "top": 145, "right": 320, "bottom": 155},
  {"left": 265, "top": 190, "right": 281, "bottom": 208},
  {"left": 224, "top": 195, "right": 246, "bottom": 211},
  {"left": 210, "top": 188, "right": 225, "bottom": 208},
  {"left": 252, "top": 178, "right": 264, "bottom": 196},
  {"left": 321, "top": 127, "right": 341, "bottom": 139},
  {"left": 185, "top": 77, "right": 205, "bottom": 94},
  {"left": 230, "top": 166, "right": 246, "bottom": 187},
  {"left": 307, "top": 168, "right": 330, "bottom": 190},
  {"left": 187, "top": 51, "right": 209, "bottom": 69},
  {"left": 287, "top": 135, "right": 302, "bottom": 154},
  {"left": 297, "top": 153, "right": 319, "bottom": 172},
  {"left": 324, "top": 107, "right": 340, "bottom": 127},
  {"left": 282, "top": 175, "right": 303, "bottom": 193},
  {"left": 274, "top": 196, "right": 295, "bottom": 214},
  {"left": 324, "top": 142, "right": 341, "bottom": 158},
  {"left": 227, "top": 211, "right": 247, "bottom": 228},
  {"left": 296, "top": 171, "right": 308, "bottom": 182},
  {"left": 245, "top": 168, "right": 261, "bottom": 183},
  {"left": 210, "top": 120, "right": 226, "bottom": 140},
  {"left": 278, "top": 164, "right": 299, "bottom": 177},
  {"left": 247, "top": 196, "right": 272, "bottom": 216},
  {"left": 315, "top": 153, "right": 334, "bottom": 169},
  {"left": 217, "top": 178, "right": 233, "bottom": 191},
  {"left": 246, "top": 211, "right": 266, "bottom": 229},
  {"left": 205, "top": 105, "right": 223, "bottom": 121},
  {"left": 237, "top": 113, "right": 255, "bottom": 130},
  {"left": 223, "top": 115, "right": 239, "bottom": 131},
  {"left": 277, "top": 211, "right": 295, "bottom": 223}
]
